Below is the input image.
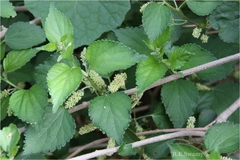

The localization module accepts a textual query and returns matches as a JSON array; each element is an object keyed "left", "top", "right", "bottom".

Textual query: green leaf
[
  {"left": 0, "top": 42, "right": 6, "bottom": 61},
  {"left": 180, "top": 44, "right": 224, "bottom": 81},
  {"left": 209, "top": 2, "right": 239, "bottom": 43},
  {"left": 9, "top": 84, "right": 47, "bottom": 124},
  {"left": 0, "top": 124, "right": 20, "bottom": 154},
  {"left": 0, "top": 0, "right": 16, "bottom": 18},
  {"left": 3, "top": 49, "right": 39, "bottom": 73},
  {"left": 1, "top": 96, "right": 9, "bottom": 121},
  {"left": 89, "top": 92, "right": 132, "bottom": 144},
  {"left": 197, "top": 109, "right": 217, "bottom": 127},
  {"left": 44, "top": 4, "right": 74, "bottom": 60},
  {"left": 186, "top": 0, "right": 221, "bottom": 16},
  {"left": 23, "top": 106, "right": 76, "bottom": 155},
  {"left": 161, "top": 80, "right": 199, "bottom": 128},
  {"left": 204, "top": 122, "right": 240, "bottom": 154},
  {"left": 151, "top": 104, "right": 172, "bottom": 129},
  {"left": 145, "top": 139, "right": 173, "bottom": 159},
  {"left": 25, "top": 1, "right": 130, "bottom": 48},
  {"left": 149, "top": 27, "right": 171, "bottom": 50},
  {"left": 211, "top": 82, "right": 239, "bottom": 123},
  {"left": 136, "top": 56, "right": 168, "bottom": 94},
  {"left": 208, "top": 150, "right": 220, "bottom": 160},
  {"left": 142, "top": 3, "right": 171, "bottom": 43},
  {"left": 114, "top": 27, "right": 151, "bottom": 55},
  {"left": 118, "top": 143, "right": 134, "bottom": 156},
  {"left": 196, "top": 90, "right": 215, "bottom": 113},
  {"left": 168, "top": 47, "right": 194, "bottom": 70},
  {"left": 47, "top": 62, "right": 82, "bottom": 113},
  {"left": 86, "top": 40, "right": 146, "bottom": 75},
  {"left": 5, "top": 22, "right": 45, "bottom": 50},
  {"left": 169, "top": 143, "right": 206, "bottom": 159}
]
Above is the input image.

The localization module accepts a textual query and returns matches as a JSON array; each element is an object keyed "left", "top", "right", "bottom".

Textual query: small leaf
[
  {"left": 44, "top": 4, "right": 74, "bottom": 60},
  {"left": 161, "top": 80, "right": 199, "bottom": 128},
  {"left": 0, "top": 0, "right": 16, "bottom": 18},
  {"left": 208, "top": 150, "right": 220, "bottom": 160},
  {"left": 169, "top": 143, "right": 206, "bottom": 159},
  {"left": 1, "top": 96, "right": 9, "bottom": 121},
  {"left": 5, "top": 22, "right": 46, "bottom": 50},
  {"left": 38, "top": 43, "right": 58, "bottom": 52},
  {"left": 145, "top": 139, "right": 173, "bottom": 159},
  {"left": 0, "top": 124, "right": 20, "bottom": 154},
  {"left": 86, "top": 40, "right": 146, "bottom": 75},
  {"left": 136, "top": 56, "right": 168, "bottom": 94},
  {"left": 9, "top": 84, "right": 47, "bottom": 124},
  {"left": 0, "top": 42, "right": 6, "bottom": 61},
  {"left": 204, "top": 122, "right": 240, "bottom": 154},
  {"left": 23, "top": 106, "right": 76, "bottom": 155},
  {"left": 197, "top": 109, "right": 217, "bottom": 127},
  {"left": 142, "top": 3, "right": 171, "bottom": 43},
  {"left": 118, "top": 143, "right": 134, "bottom": 156},
  {"left": 3, "top": 49, "right": 39, "bottom": 73},
  {"left": 47, "top": 63, "right": 82, "bottom": 113},
  {"left": 186, "top": 0, "right": 221, "bottom": 16},
  {"left": 114, "top": 27, "right": 152, "bottom": 55},
  {"left": 209, "top": 2, "right": 239, "bottom": 43},
  {"left": 196, "top": 90, "right": 215, "bottom": 113},
  {"left": 168, "top": 47, "right": 194, "bottom": 70},
  {"left": 151, "top": 104, "right": 172, "bottom": 129},
  {"left": 89, "top": 92, "right": 132, "bottom": 144}
]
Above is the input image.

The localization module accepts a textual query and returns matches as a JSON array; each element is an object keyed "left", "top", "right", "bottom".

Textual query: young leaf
[
  {"left": 204, "top": 122, "right": 240, "bottom": 154},
  {"left": 168, "top": 47, "right": 194, "bottom": 70},
  {"left": 23, "top": 106, "right": 76, "bottom": 155},
  {"left": 142, "top": 3, "right": 171, "bottom": 43},
  {"left": 1, "top": 96, "right": 9, "bottom": 121},
  {"left": 86, "top": 40, "right": 146, "bottom": 75},
  {"left": 25, "top": 1, "right": 130, "bottom": 48},
  {"left": 0, "top": 124, "right": 20, "bottom": 155},
  {"left": 47, "top": 63, "right": 82, "bottom": 113},
  {"left": 5, "top": 22, "right": 45, "bottom": 50},
  {"left": 118, "top": 143, "right": 134, "bottom": 156},
  {"left": 136, "top": 56, "right": 168, "bottom": 94},
  {"left": 9, "top": 84, "right": 47, "bottom": 124},
  {"left": 161, "top": 80, "right": 199, "bottom": 128},
  {"left": 114, "top": 27, "right": 152, "bottom": 55},
  {"left": 88, "top": 92, "right": 132, "bottom": 144},
  {"left": 209, "top": 2, "right": 239, "bottom": 43},
  {"left": 186, "top": 0, "right": 221, "bottom": 16},
  {"left": 168, "top": 143, "right": 206, "bottom": 159},
  {"left": 180, "top": 44, "right": 224, "bottom": 81},
  {"left": 0, "top": 0, "right": 16, "bottom": 18},
  {"left": 3, "top": 49, "right": 39, "bottom": 73},
  {"left": 44, "top": 4, "right": 74, "bottom": 60}
]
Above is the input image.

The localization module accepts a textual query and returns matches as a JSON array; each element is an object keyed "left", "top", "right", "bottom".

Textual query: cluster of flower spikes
[
  {"left": 65, "top": 90, "right": 84, "bottom": 109},
  {"left": 186, "top": 116, "right": 196, "bottom": 128},
  {"left": 192, "top": 27, "right": 209, "bottom": 43},
  {"left": 108, "top": 73, "right": 127, "bottom": 93}
]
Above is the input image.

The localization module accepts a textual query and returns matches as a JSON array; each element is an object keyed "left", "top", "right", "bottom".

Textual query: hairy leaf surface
[
  {"left": 89, "top": 92, "right": 132, "bottom": 144},
  {"left": 9, "top": 85, "right": 47, "bottom": 124},
  {"left": 47, "top": 63, "right": 82, "bottom": 113},
  {"left": 23, "top": 106, "right": 76, "bottom": 155},
  {"left": 161, "top": 80, "right": 199, "bottom": 128},
  {"left": 86, "top": 40, "right": 146, "bottom": 75}
]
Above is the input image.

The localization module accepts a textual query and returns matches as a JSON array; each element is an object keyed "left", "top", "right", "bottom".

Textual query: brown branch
[{"left": 14, "top": 6, "right": 28, "bottom": 12}]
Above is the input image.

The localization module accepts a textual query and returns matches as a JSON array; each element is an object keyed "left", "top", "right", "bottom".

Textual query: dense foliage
[{"left": 0, "top": 0, "right": 239, "bottom": 159}]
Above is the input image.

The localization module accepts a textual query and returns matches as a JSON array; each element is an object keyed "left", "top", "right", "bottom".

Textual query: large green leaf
[
  {"left": 0, "top": 124, "right": 20, "bottom": 157},
  {"left": 88, "top": 92, "right": 132, "bottom": 144},
  {"left": 0, "top": 0, "right": 16, "bottom": 18},
  {"left": 9, "top": 84, "right": 47, "bottom": 124},
  {"left": 161, "top": 80, "right": 199, "bottom": 128},
  {"left": 186, "top": 0, "right": 221, "bottom": 16},
  {"left": 5, "top": 22, "right": 45, "bottom": 50},
  {"left": 3, "top": 49, "right": 39, "bottom": 73},
  {"left": 204, "top": 122, "right": 240, "bottom": 154},
  {"left": 142, "top": 3, "right": 171, "bottom": 43},
  {"left": 211, "top": 82, "right": 239, "bottom": 123},
  {"left": 25, "top": 1, "right": 130, "bottom": 48},
  {"left": 209, "top": 2, "right": 239, "bottom": 43},
  {"left": 47, "top": 62, "right": 82, "bottom": 113},
  {"left": 44, "top": 4, "right": 74, "bottom": 60},
  {"left": 169, "top": 143, "right": 206, "bottom": 159},
  {"left": 180, "top": 44, "right": 224, "bottom": 81},
  {"left": 86, "top": 40, "right": 146, "bottom": 75},
  {"left": 136, "top": 56, "right": 168, "bottom": 94},
  {"left": 114, "top": 27, "right": 151, "bottom": 55},
  {"left": 23, "top": 106, "right": 76, "bottom": 155}
]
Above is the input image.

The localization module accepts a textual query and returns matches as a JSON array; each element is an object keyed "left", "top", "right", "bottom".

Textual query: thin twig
[
  {"left": 14, "top": 6, "right": 28, "bottom": 12},
  {"left": 68, "top": 131, "right": 205, "bottom": 160}
]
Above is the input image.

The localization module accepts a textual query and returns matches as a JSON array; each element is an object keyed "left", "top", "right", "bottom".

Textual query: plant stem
[{"left": 1, "top": 77, "right": 22, "bottom": 90}]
